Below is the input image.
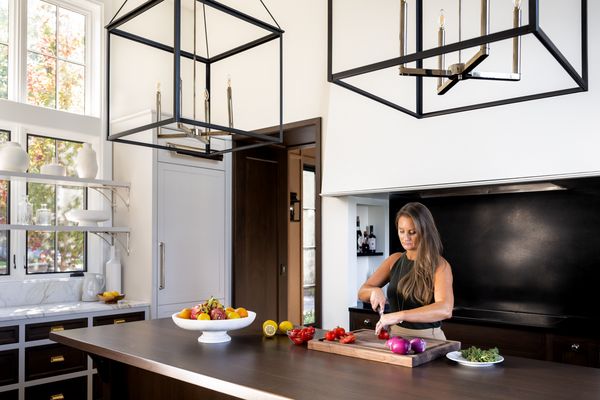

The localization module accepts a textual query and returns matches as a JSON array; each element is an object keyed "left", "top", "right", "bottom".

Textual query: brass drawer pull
[
  {"left": 50, "top": 325, "right": 64, "bottom": 332},
  {"left": 363, "top": 319, "right": 372, "bottom": 327},
  {"left": 50, "top": 394, "right": 65, "bottom": 400},
  {"left": 50, "top": 355, "right": 65, "bottom": 363},
  {"left": 571, "top": 343, "right": 580, "bottom": 352},
  {"left": 114, "top": 319, "right": 126, "bottom": 324}
]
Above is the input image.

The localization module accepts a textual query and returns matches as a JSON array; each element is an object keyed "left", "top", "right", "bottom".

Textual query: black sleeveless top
[{"left": 386, "top": 253, "right": 441, "bottom": 329}]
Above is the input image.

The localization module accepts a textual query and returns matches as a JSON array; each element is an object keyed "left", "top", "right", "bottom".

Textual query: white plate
[
  {"left": 172, "top": 311, "right": 256, "bottom": 343},
  {"left": 65, "top": 210, "right": 111, "bottom": 226},
  {"left": 446, "top": 351, "right": 504, "bottom": 367}
]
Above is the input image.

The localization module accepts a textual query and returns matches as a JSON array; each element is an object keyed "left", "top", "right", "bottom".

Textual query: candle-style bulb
[
  {"left": 438, "top": 9, "right": 445, "bottom": 29},
  {"left": 156, "top": 82, "right": 161, "bottom": 92},
  {"left": 513, "top": 0, "right": 521, "bottom": 9}
]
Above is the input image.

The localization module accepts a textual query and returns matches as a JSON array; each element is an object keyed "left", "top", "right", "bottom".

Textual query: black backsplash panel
[{"left": 390, "top": 185, "right": 600, "bottom": 319}]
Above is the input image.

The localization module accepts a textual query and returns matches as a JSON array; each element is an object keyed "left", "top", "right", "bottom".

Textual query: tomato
[
  {"left": 306, "top": 326, "right": 316, "bottom": 335},
  {"left": 339, "top": 334, "right": 356, "bottom": 344},
  {"left": 301, "top": 329, "right": 313, "bottom": 342},
  {"left": 334, "top": 326, "right": 346, "bottom": 339},
  {"left": 378, "top": 329, "right": 390, "bottom": 340},
  {"left": 291, "top": 336, "right": 304, "bottom": 345},
  {"left": 325, "top": 330, "right": 336, "bottom": 341},
  {"left": 289, "top": 329, "right": 301, "bottom": 338}
]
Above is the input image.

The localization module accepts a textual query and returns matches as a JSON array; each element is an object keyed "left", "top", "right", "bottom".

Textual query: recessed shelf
[
  {"left": 357, "top": 252, "right": 383, "bottom": 257},
  {"left": 0, "top": 224, "right": 129, "bottom": 233}
]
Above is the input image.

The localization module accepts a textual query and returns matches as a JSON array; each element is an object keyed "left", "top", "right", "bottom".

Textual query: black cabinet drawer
[
  {"left": 93, "top": 311, "right": 145, "bottom": 326},
  {"left": 349, "top": 309, "right": 377, "bottom": 331},
  {"left": 25, "top": 343, "right": 87, "bottom": 381},
  {"left": 0, "top": 349, "right": 18, "bottom": 386},
  {"left": 0, "top": 389, "right": 18, "bottom": 400},
  {"left": 26, "top": 318, "right": 87, "bottom": 342},
  {"left": 548, "top": 334, "right": 600, "bottom": 368},
  {"left": 0, "top": 326, "right": 19, "bottom": 345},
  {"left": 25, "top": 376, "right": 86, "bottom": 400}
]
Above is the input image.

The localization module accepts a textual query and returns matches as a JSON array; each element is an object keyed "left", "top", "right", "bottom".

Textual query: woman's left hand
[{"left": 375, "top": 313, "right": 402, "bottom": 335}]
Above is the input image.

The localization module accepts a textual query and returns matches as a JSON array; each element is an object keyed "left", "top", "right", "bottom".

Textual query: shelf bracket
[
  {"left": 90, "top": 231, "right": 130, "bottom": 255},
  {"left": 89, "top": 185, "right": 130, "bottom": 209}
]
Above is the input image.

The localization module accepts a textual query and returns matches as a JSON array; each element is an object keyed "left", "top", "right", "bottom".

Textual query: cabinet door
[{"left": 157, "top": 163, "right": 226, "bottom": 314}]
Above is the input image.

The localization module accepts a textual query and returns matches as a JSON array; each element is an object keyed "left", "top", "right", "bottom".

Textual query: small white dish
[
  {"left": 40, "top": 158, "right": 66, "bottom": 176},
  {"left": 446, "top": 351, "right": 504, "bottom": 367},
  {"left": 65, "top": 210, "right": 111, "bottom": 226},
  {"left": 171, "top": 311, "right": 256, "bottom": 343}
]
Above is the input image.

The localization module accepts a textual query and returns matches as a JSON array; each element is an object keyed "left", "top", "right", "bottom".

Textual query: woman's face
[{"left": 397, "top": 215, "right": 420, "bottom": 252}]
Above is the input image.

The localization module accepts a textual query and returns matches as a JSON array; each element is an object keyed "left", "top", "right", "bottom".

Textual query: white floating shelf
[
  {"left": 0, "top": 224, "right": 130, "bottom": 233},
  {"left": 0, "top": 170, "right": 130, "bottom": 189}
]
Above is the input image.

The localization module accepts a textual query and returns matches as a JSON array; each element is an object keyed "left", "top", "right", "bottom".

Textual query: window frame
[
  {"left": 0, "top": 129, "right": 11, "bottom": 276},
  {"left": 2, "top": 0, "right": 101, "bottom": 116},
  {"left": 25, "top": 132, "right": 88, "bottom": 275},
  {"left": 302, "top": 164, "right": 316, "bottom": 325}
]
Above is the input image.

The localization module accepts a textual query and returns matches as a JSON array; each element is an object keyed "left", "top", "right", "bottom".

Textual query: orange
[
  {"left": 197, "top": 313, "right": 210, "bottom": 320},
  {"left": 235, "top": 307, "right": 248, "bottom": 318},
  {"left": 178, "top": 308, "right": 192, "bottom": 319},
  {"left": 225, "top": 307, "right": 235, "bottom": 313},
  {"left": 227, "top": 311, "right": 241, "bottom": 319}
]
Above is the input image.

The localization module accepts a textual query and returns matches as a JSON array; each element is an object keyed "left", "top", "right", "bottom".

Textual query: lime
[
  {"left": 262, "top": 320, "right": 278, "bottom": 337},
  {"left": 278, "top": 320, "right": 294, "bottom": 334}
]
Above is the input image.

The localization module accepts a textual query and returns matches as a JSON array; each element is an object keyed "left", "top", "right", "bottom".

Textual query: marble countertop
[{"left": 0, "top": 300, "right": 150, "bottom": 322}]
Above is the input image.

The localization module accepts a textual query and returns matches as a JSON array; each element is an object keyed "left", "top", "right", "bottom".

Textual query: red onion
[
  {"left": 409, "top": 337, "right": 426, "bottom": 353},
  {"left": 390, "top": 337, "right": 411, "bottom": 355}
]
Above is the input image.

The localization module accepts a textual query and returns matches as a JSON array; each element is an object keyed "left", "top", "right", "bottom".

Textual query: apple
[
  {"left": 190, "top": 305, "right": 202, "bottom": 320},
  {"left": 210, "top": 308, "right": 227, "bottom": 320}
]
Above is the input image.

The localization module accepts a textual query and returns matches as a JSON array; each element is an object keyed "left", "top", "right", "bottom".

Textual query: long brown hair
[{"left": 395, "top": 202, "right": 443, "bottom": 305}]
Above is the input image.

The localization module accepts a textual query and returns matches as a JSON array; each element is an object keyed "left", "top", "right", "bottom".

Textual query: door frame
[{"left": 232, "top": 117, "right": 322, "bottom": 327}]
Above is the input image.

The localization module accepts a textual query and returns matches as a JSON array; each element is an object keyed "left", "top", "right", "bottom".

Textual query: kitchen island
[{"left": 50, "top": 318, "right": 600, "bottom": 400}]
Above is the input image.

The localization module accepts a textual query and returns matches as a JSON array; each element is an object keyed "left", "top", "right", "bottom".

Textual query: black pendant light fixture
[
  {"left": 328, "top": 0, "right": 587, "bottom": 118},
  {"left": 106, "top": 0, "right": 283, "bottom": 159}
]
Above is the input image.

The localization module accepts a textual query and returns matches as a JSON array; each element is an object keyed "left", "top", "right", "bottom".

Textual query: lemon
[
  {"left": 262, "top": 320, "right": 278, "bottom": 337},
  {"left": 278, "top": 320, "right": 293, "bottom": 334},
  {"left": 227, "top": 311, "right": 241, "bottom": 319},
  {"left": 197, "top": 313, "right": 210, "bottom": 320}
]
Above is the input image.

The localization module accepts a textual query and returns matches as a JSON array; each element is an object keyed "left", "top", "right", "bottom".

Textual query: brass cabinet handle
[
  {"left": 50, "top": 325, "right": 64, "bottom": 332},
  {"left": 50, "top": 394, "right": 65, "bottom": 400},
  {"left": 114, "top": 319, "right": 126, "bottom": 324},
  {"left": 363, "top": 319, "right": 372, "bottom": 327},
  {"left": 50, "top": 355, "right": 65, "bottom": 363},
  {"left": 159, "top": 241, "right": 165, "bottom": 290}
]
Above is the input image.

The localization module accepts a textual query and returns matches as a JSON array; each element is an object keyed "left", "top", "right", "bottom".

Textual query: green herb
[{"left": 460, "top": 346, "right": 500, "bottom": 362}]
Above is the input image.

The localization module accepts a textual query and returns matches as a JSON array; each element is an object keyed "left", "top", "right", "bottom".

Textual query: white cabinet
[
  {"left": 112, "top": 110, "right": 230, "bottom": 319},
  {"left": 156, "top": 163, "right": 226, "bottom": 316}
]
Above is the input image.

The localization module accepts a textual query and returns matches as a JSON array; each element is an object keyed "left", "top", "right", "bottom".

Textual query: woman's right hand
[{"left": 369, "top": 287, "right": 386, "bottom": 312}]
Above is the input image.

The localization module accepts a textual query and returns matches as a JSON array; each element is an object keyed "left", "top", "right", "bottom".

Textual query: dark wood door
[{"left": 233, "top": 145, "right": 287, "bottom": 323}]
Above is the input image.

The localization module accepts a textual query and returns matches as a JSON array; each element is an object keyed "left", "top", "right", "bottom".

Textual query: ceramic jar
[
  {"left": 0, "top": 142, "right": 29, "bottom": 172},
  {"left": 75, "top": 143, "right": 98, "bottom": 179},
  {"left": 40, "top": 157, "right": 66, "bottom": 176}
]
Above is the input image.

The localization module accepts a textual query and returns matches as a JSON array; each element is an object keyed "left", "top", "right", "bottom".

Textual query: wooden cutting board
[{"left": 307, "top": 329, "right": 460, "bottom": 367}]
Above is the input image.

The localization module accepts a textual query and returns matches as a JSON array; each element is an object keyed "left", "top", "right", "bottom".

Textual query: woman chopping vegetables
[{"left": 358, "top": 202, "right": 454, "bottom": 340}]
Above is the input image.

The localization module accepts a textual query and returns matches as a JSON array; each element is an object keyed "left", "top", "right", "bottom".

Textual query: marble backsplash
[{"left": 0, "top": 278, "right": 84, "bottom": 307}]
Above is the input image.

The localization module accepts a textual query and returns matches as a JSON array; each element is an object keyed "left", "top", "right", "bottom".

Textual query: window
[
  {"left": 302, "top": 165, "right": 316, "bottom": 325},
  {"left": 0, "top": 0, "right": 8, "bottom": 99},
  {"left": 0, "top": 129, "right": 10, "bottom": 275},
  {"left": 26, "top": 134, "right": 86, "bottom": 274},
  {"left": 27, "top": 0, "right": 86, "bottom": 113}
]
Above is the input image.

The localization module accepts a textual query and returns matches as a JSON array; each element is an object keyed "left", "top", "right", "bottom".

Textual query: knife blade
[{"left": 377, "top": 306, "right": 387, "bottom": 333}]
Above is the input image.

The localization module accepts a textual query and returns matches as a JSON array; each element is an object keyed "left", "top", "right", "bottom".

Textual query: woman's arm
[
  {"left": 358, "top": 253, "right": 402, "bottom": 311},
  {"left": 375, "top": 259, "right": 454, "bottom": 333}
]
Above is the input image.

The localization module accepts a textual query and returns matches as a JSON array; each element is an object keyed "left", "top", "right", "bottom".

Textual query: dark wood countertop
[{"left": 51, "top": 318, "right": 600, "bottom": 400}]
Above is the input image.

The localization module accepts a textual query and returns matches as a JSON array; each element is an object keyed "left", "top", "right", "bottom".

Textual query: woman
[{"left": 358, "top": 202, "right": 453, "bottom": 340}]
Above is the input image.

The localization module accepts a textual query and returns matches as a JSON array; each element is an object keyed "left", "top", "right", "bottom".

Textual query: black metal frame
[
  {"left": 106, "top": 0, "right": 284, "bottom": 158},
  {"left": 328, "top": 0, "right": 588, "bottom": 118}
]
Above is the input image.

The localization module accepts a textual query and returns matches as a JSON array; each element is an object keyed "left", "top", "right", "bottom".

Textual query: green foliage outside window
[
  {"left": 27, "top": 0, "right": 86, "bottom": 113},
  {"left": 0, "top": 0, "right": 9, "bottom": 98},
  {"left": 27, "top": 135, "right": 85, "bottom": 274},
  {"left": 0, "top": 129, "right": 9, "bottom": 275}
]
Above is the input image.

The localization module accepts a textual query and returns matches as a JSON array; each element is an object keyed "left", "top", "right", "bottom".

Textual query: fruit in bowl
[
  {"left": 172, "top": 297, "right": 255, "bottom": 343},
  {"left": 287, "top": 326, "right": 315, "bottom": 345},
  {"left": 97, "top": 291, "right": 125, "bottom": 303}
]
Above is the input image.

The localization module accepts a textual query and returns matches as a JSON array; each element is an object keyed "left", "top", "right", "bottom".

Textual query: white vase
[
  {"left": 105, "top": 246, "right": 122, "bottom": 294},
  {"left": 75, "top": 143, "right": 98, "bottom": 179},
  {"left": 0, "top": 142, "right": 29, "bottom": 172},
  {"left": 40, "top": 157, "right": 66, "bottom": 176}
]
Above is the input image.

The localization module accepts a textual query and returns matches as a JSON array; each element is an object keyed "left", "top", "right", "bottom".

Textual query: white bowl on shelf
[
  {"left": 65, "top": 210, "right": 111, "bottom": 226},
  {"left": 171, "top": 311, "right": 256, "bottom": 343}
]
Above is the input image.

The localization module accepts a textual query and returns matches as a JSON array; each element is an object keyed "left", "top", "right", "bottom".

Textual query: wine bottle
[
  {"left": 368, "top": 225, "right": 377, "bottom": 253},
  {"left": 362, "top": 226, "right": 370, "bottom": 254},
  {"left": 356, "top": 217, "right": 363, "bottom": 254}
]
